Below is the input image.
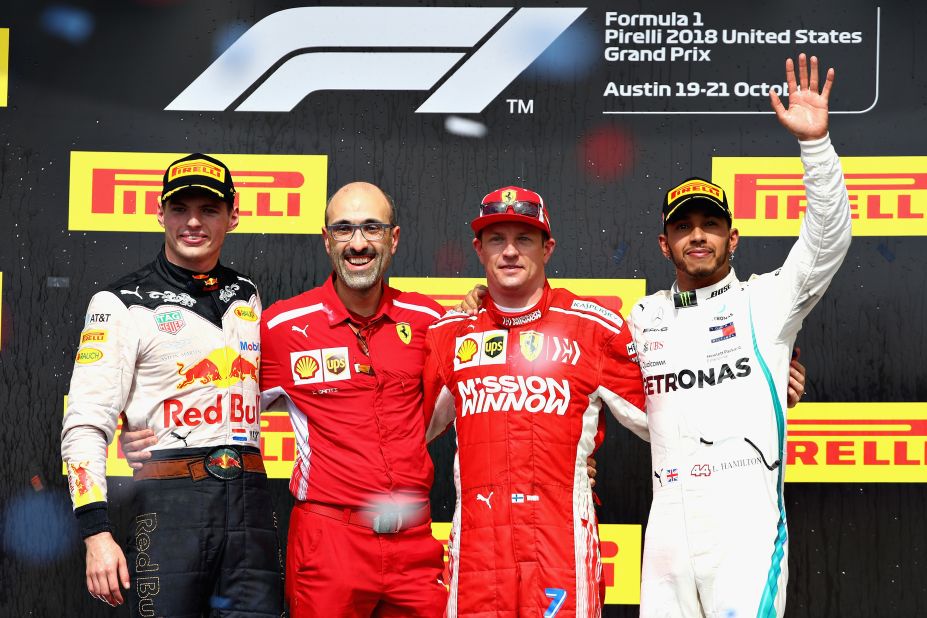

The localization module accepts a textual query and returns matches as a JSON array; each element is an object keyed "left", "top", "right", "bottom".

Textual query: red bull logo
[
  {"left": 204, "top": 447, "right": 244, "bottom": 480},
  {"left": 163, "top": 393, "right": 260, "bottom": 428},
  {"left": 229, "top": 356, "right": 259, "bottom": 381},
  {"left": 175, "top": 347, "right": 259, "bottom": 389},
  {"left": 66, "top": 461, "right": 104, "bottom": 507},
  {"left": 176, "top": 359, "right": 222, "bottom": 388},
  {"left": 208, "top": 453, "right": 242, "bottom": 469}
]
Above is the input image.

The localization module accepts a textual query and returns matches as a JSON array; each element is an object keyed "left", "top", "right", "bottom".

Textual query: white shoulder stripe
[
  {"left": 392, "top": 299, "right": 441, "bottom": 319},
  {"left": 429, "top": 309, "right": 482, "bottom": 329},
  {"left": 428, "top": 317, "right": 468, "bottom": 329},
  {"left": 236, "top": 275, "right": 256, "bottom": 287},
  {"left": 569, "top": 299, "right": 623, "bottom": 328},
  {"left": 266, "top": 303, "right": 325, "bottom": 329},
  {"left": 549, "top": 307, "right": 621, "bottom": 335}
]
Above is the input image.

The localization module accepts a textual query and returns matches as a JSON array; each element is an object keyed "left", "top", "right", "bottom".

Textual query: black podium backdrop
[{"left": 1, "top": 1, "right": 925, "bottom": 616}]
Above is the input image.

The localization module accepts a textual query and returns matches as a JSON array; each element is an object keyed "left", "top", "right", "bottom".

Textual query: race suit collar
[
  {"left": 321, "top": 273, "right": 401, "bottom": 326},
  {"left": 670, "top": 268, "right": 737, "bottom": 308},
  {"left": 483, "top": 281, "right": 552, "bottom": 328},
  {"left": 155, "top": 248, "right": 230, "bottom": 296}
]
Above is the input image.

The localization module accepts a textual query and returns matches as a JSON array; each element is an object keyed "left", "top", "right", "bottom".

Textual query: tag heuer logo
[{"left": 155, "top": 310, "right": 186, "bottom": 335}]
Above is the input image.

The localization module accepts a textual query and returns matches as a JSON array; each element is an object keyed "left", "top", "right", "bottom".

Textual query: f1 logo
[{"left": 166, "top": 6, "right": 585, "bottom": 114}]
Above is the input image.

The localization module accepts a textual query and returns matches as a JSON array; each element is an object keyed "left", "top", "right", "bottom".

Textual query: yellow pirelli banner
[
  {"left": 87, "top": 403, "right": 927, "bottom": 484},
  {"left": 389, "top": 276, "right": 647, "bottom": 317},
  {"left": 785, "top": 402, "right": 927, "bottom": 482},
  {"left": 428, "top": 523, "right": 642, "bottom": 605},
  {"left": 713, "top": 156, "right": 927, "bottom": 236},
  {"left": 0, "top": 29, "right": 8, "bottom": 107},
  {"left": 68, "top": 151, "right": 327, "bottom": 234}
]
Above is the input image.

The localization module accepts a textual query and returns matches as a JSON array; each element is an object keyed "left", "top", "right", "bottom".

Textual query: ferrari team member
[
  {"left": 632, "top": 54, "right": 851, "bottom": 618},
  {"left": 423, "top": 186, "right": 649, "bottom": 617},
  {"left": 259, "top": 182, "right": 448, "bottom": 617},
  {"left": 61, "top": 154, "right": 282, "bottom": 617}
]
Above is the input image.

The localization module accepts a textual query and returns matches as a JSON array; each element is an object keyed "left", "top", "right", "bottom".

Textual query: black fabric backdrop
[{"left": 1, "top": 1, "right": 924, "bottom": 615}]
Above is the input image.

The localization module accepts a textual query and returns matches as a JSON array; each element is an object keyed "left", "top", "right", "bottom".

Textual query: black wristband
[{"left": 75, "top": 502, "right": 113, "bottom": 539}]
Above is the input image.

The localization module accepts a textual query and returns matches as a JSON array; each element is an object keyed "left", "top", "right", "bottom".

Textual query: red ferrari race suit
[
  {"left": 260, "top": 274, "right": 448, "bottom": 618},
  {"left": 61, "top": 251, "right": 282, "bottom": 617},
  {"left": 423, "top": 283, "right": 648, "bottom": 618}
]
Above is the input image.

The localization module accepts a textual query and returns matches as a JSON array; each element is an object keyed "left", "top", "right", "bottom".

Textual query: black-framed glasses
[
  {"left": 479, "top": 201, "right": 542, "bottom": 219},
  {"left": 326, "top": 222, "right": 395, "bottom": 242}
]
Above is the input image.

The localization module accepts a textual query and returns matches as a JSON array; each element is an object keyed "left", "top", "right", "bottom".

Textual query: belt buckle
[
  {"left": 372, "top": 512, "right": 403, "bottom": 534},
  {"left": 204, "top": 447, "right": 244, "bottom": 480}
]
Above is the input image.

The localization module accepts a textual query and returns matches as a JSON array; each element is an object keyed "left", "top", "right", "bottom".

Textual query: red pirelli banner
[{"left": 713, "top": 157, "right": 927, "bottom": 236}]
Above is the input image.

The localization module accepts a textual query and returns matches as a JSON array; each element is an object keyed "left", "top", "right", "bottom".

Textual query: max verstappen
[
  {"left": 632, "top": 55, "right": 851, "bottom": 618},
  {"left": 423, "top": 186, "right": 649, "bottom": 617},
  {"left": 61, "top": 154, "right": 282, "bottom": 616}
]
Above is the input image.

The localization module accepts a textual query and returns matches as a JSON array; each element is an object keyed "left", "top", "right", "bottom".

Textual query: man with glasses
[
  {"left": 422, "top": 185, "right": 649, "bottom": 617},
  {"left": 259, "top": 181, "right": 448, "bottom": 617}
]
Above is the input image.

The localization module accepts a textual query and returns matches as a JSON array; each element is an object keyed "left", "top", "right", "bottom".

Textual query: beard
[
  {"left": 669, "top": 238, "right": 731, "bottom": 282},
  {"left": 330, "top": 246, "right": 392, "bottom": 291}
]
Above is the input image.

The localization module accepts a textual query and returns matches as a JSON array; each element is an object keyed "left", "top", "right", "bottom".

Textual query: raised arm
[{"left": 769, "top": 53, "right": 834, "bottom": 140}]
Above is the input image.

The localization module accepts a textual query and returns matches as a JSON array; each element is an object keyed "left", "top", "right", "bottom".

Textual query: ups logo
[
  {"left": 326, "top": 354, "right": 347, "bottom": 375},
  {"left": 483, "top": 335, "right": 505, "bottom": 358}
]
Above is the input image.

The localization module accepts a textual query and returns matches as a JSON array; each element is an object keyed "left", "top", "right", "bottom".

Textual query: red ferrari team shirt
[{"left": 260, "top": 275, "right": 443, "bottom": 509}]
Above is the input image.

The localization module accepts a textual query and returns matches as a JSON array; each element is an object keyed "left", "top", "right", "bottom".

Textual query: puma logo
[
  {"left": 476, "top": 492, "right": 493, "bottom": 509},
  {"left": 120, "top": 285, "right": 142, "bottom": 300},
  {"left": 292, "top": 324, "right": 310, "bottom": 338}
]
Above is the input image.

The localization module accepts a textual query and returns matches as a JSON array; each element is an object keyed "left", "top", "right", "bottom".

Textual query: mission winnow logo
[{"left": 166, "top": 6, "right": 585, "bottom": 114}]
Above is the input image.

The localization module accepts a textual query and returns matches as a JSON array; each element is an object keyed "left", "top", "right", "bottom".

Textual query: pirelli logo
[
  {"left": 0, "top": 29, "right": 8, "bottom": 107},
  {"left": 86, "top": 405, "right": 927, "bottom": 485},
  {"left": 68, "top": 152, "right": 327, "bottom": 234},
  {"left": 712, "top": 157, "right": 927, "bottom": 236},
  {"left": 786, "top": 402, "right": 927, "bottom": 483},
  {"left": 429, "top": 522, "right": 642, "bottom": 605},
  {"left": 388, "top": 277, "right": 647, "bottom": 316}
]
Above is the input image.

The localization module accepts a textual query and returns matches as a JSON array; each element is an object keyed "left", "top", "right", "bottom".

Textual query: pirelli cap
[
  {"left": 662, "top": 176, "right": 731, "bottom": 226},
  {"left": 161, "top": 153, "right": 236, "bottom": 205},
  {"left": 472, "top": 186, "right": 552, "bottom": 235}
]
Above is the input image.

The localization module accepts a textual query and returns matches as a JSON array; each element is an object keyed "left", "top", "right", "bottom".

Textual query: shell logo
[
  {"left": 294, "top": 355, "right": 320, "bottom": 380},
  {"left": 456, "top": 338, "right": 478, "bottom": 363}
]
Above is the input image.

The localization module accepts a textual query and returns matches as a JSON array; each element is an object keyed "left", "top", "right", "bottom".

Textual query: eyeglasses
[
  {"left": 326, "top": 222, "right": 395, "bottom": 242},
  {"left": 479, "top": 201, "right": 542, "bottom": 219}
]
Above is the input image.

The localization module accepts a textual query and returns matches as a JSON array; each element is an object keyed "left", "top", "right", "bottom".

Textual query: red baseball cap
[{"left": 471, "top": 186, "right": 552, "bottom": 235}]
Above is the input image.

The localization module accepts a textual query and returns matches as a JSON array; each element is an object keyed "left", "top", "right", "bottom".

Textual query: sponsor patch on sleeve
[
  {"left": 571, "top": 299, "right": 624, "bottom": 327},
  {"left": 66, "top": 461, "right": 104, "bottom": 507}
]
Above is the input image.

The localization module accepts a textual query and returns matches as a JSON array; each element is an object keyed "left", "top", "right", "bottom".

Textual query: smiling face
[
  {"left": 473, "top": 222, "right": 555, "bottom": 308},
  {"left": 158, "top": 190, "right": 238, "bottom": 272},
  {"left": 323, "top": 182, "right": 399, "bottom": 293},
  {"left": 659, "top": 203, "right": 739, "bottom": 291}
]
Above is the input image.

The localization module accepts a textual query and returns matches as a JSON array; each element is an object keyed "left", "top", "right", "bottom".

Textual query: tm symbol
[{"left": 506, "top": 98, "right": 534, "bottom": 114}]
